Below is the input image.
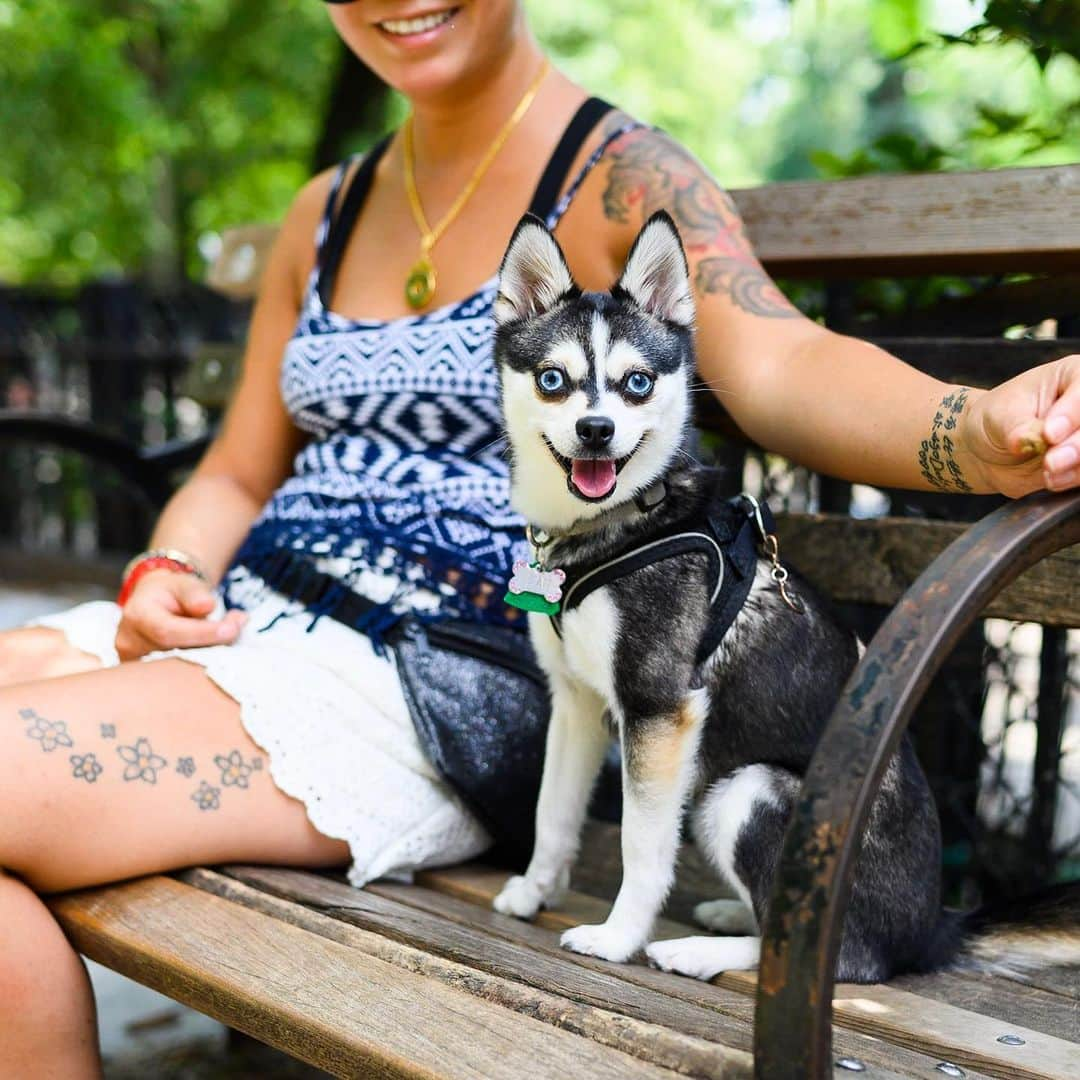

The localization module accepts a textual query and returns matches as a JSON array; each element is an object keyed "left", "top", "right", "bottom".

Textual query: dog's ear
[
  {"left": 495, "top": 215, "right": 576, "bottom": 325},
  {"left": 615, "top": 211, "right": 694, "bottom": 328}
]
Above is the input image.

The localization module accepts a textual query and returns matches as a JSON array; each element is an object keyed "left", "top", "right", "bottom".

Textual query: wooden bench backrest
[{"left": 204, "top": 164, "right": 1080, "bottom": 627}]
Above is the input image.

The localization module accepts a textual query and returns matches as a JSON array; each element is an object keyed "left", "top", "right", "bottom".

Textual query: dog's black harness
[{"left": 549, "top": 493, "right": 774, "bottom": 666}]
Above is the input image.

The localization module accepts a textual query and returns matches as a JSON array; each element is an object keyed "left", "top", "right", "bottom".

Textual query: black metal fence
[{"left": 0, "top": 280, "right": 245, "bottom": 554}]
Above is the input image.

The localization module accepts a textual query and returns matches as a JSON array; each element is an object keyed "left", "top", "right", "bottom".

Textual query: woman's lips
[{"left": 376, "top": 7, "right": 460, "bottom": 46}]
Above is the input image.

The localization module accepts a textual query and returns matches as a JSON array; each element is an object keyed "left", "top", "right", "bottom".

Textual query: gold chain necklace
[{"left": 402, "top": 59, "right": 550, "bottom": 310}]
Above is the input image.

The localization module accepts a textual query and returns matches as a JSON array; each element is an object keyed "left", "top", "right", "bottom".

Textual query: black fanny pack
[
  {"left": 268, "top": 562, "right": 551, "bottom": 868},
  {"left": 391, "top": 616, "right": 551, "bottom": 868}
]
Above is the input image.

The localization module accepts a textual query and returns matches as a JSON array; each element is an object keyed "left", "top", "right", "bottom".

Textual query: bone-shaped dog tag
[{"left": 504, "top": 560, "right": 566, "bottom": 615}]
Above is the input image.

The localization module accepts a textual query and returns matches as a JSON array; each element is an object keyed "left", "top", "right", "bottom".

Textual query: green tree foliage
[
  {"left": 0, "top": 0, "right": 1076, "bottom": 286},
  {"left": 0, "top": 0, "right": 342, "bottom": 285}
]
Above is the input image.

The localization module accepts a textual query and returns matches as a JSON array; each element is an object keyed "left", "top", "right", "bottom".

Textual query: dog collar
[{"left": 504, "top": 480, "right": 669, "bottom": 615}]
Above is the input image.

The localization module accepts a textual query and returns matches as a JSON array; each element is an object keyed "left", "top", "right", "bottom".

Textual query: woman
[{"left": 2, "top": 2, "right": 1079, "bottom": 1074}]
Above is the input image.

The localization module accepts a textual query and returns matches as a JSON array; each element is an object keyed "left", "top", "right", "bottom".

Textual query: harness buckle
[{"left": 741, "top": 494, "right": 804, "bottom": 615}]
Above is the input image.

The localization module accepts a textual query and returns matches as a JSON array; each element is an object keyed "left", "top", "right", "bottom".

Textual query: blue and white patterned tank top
[{"left": 226, "top": 101, "right": 642, "bottom": 644}]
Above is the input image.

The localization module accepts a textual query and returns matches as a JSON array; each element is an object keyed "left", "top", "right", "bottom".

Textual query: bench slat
[
  {"left": 777, "top": 514, "right": 1080, "bottom": 627},
  {"left": 372, "top": 869, "right": 997, "bottom": 1079},
  {"left": 731, "top": 165, "right": 1080, "bottom": 276},
  {"left": 891, "top": 969, "right": 1079, "bottom": 1042},
  {"left": 185, "top": 867, "right": 751, "bottom": 1080},
  {"left": 48, "top": 876, "right": 682, "bottom": 1080},
  {"left": 416, "top": 866, "right": 1078, "bottom": 1080}
]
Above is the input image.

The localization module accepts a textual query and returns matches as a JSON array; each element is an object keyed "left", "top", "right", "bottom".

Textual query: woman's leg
[
  {"left": 0, "top": 627, "right": 103, "bottom": 685},
  {"left": 0, "top": 869, "right": 100, "bottom": 1079},
  {"left": 0, "top": 656, "right": 350, "bottom": 1077}
]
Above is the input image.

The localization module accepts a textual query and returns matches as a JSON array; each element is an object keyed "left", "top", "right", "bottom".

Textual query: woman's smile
[{"left": 375, "top": 5, "right": 463, "bottom": 48}]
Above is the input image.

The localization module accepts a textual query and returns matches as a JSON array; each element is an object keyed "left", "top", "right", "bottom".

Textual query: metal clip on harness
[{"left": 743, "top": 494, "right": 804, "bottom": 614}]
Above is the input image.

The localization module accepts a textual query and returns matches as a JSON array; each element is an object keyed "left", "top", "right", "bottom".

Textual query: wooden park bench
[{"left": 3, "top": 163, "right": 1080, "bottom": 1078}]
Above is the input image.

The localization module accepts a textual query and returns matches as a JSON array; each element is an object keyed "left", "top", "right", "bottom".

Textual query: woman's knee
[
  {"left": 0, "top": 869, "right": 100, "bottom": 1073},
  {"left": 0, "top": 627, "right": 102, "bottom": 687},
  {"left": 0, "top": 870, "right": 82, "bottom": 993}
]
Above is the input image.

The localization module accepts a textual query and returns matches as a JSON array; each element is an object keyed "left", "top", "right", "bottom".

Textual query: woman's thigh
[{"left": 0, "top": 657, "right": 349, "bottom": 893}]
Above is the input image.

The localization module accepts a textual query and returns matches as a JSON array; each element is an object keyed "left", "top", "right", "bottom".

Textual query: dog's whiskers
[{"left": 466, "top": 435, "right": 510, "bottom": 461}]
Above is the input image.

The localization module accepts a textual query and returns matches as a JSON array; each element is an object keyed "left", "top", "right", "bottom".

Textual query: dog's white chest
[{"left": 532, "top": 589, "right": 620, "bottom": 705}]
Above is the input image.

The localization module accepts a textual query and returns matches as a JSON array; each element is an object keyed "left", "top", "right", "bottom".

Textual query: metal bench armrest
[{"left": 753, "top": 488, "right": 1080, "bottom": 1079}]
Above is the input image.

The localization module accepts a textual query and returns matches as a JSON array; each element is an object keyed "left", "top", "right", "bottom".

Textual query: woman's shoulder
[{"left": 555, "top": 102, "right": 731, "bottom": 285}]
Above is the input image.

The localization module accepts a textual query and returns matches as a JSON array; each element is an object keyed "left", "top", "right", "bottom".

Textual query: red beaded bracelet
[{"left": 117, "top": 555, "right": 201, "bottom": 607}]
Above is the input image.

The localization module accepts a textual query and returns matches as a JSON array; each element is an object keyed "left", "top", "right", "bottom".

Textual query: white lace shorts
[{"left": 30, "top": 582, "right": 491, "bottom": 886}]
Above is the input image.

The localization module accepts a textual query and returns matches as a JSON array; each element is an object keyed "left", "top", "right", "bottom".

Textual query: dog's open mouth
[{"left": 543, "top": 436, "right": 643, "bottom": 502}]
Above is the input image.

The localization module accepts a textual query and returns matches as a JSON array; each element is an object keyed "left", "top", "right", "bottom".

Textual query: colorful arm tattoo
[{"left": 599, "top": 123, "right": 798, "bottom": 319}]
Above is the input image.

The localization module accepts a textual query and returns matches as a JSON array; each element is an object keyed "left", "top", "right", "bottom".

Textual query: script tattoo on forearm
[
  {"left": 600, "top": 124, "right": 798, "bottom": 319},
  {"left": 918, "top": 388, "right": 973, "bottom": 493}
]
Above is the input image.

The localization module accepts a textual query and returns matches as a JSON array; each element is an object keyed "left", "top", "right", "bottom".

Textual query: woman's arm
[
  {"left": 587, "top": 125, "right": 1080, "bottom": 498},
  {"left": 115, "top": 169, "right": 338, "bottom": 657}
]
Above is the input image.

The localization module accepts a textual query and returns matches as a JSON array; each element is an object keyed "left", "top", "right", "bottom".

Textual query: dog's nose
[{"left": 576, "top": 415, "right": 615, "bottom": 450}]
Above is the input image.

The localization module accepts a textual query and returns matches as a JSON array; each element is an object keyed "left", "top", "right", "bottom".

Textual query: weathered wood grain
[
  {"left": 776, "top": 513, "right": 1080, "bottom": 627},
  {"left": 731, "top": 165, "right": 1080, "bottom": 276},
  {"left": 48, "top": 875, "right": 681, "bottom": 1080},
  {"left": 204, "top": 866, "right": 749, "bottom": 1043},
  {"left": 371, "top": 870, "right": 995, "bottom": 1079},
  {"left": 185, "top": 868, "right": 752, "bottom": 1080},
  {"left": 417, "top": 866, "right": 1079, "bottom": 1080},
  {"left": 892, "top": 969, "right": 1079, "bottom": 1042},
  {"left": 1005, "top": 966, "right": 1080, "bottom": 1002}
]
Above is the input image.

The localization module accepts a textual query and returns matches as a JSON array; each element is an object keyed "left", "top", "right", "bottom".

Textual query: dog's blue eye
[
  {"left": 625, "top": 372, "right": 654, "bottom": 398},
  {"left": 537, "top": 369, "right": 566, "bottom": 394}
]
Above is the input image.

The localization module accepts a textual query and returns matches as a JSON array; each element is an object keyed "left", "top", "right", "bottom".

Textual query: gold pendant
[{"left": 405, "top": 255, "right": 436, "bottom": 309}]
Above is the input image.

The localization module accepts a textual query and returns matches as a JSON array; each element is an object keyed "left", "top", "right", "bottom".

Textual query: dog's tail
[{"left": 928, "top": 881, "right": 1080, "bottom": 977}]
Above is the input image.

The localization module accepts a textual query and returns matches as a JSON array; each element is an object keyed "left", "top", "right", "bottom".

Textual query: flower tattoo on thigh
[
  {"left": 117, "top": 737, "right": 168, "bottom": 784},
  {"left": 21, "top": 708, "right": 74, "bottom": 752},
  {"left": 71, "top": 753, "right": 104, "bottom": 783},
  {"left": 215, "top": 749, "right": 254, "bottom": 789},
  {"left": 191, "top": 781, "right": 221, "bottom": 811}
]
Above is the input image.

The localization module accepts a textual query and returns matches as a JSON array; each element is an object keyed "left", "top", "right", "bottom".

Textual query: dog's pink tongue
[{"left": 571, "top": 458, "right": 617, "bottom": 498}]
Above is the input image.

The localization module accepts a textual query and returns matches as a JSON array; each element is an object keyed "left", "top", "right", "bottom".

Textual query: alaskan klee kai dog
[{"left": 490, "top": 210, "right": 1080, "bottom": 982}]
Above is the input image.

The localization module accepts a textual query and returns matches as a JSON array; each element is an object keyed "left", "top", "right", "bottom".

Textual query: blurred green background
[{"left": 0, "top": 0, "right": 1076, "bottom": 288}]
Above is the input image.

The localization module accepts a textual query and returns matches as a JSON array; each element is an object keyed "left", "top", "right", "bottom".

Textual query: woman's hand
[
  {"left": 962, "top": 354, "right": 1080, "bottom": 498},
  {"left": 115, "top": 569, "right": 248, "bottom": 662}
]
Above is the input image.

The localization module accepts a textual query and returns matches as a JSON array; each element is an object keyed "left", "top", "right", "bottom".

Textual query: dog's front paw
[
  {"left": 560, "top": 922, "right": 641, "bottom": 963},
  {"left": 645, "top": 935, "right": 760, "bottom": 980},
  {"left": 493, "top": 875, "right": 545, "bottom": 919}
]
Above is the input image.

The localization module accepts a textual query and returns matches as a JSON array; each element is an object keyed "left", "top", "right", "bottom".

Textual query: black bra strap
[
  {"left": 317, "top": 134, "right": 393, "bottom": 310},
  {"left": 527, "top": 96, "right": 613, "bottom": 222}
]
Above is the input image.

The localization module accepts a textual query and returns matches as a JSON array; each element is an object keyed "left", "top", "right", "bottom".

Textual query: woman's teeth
[{"left": 379, "top": 10, "right": 455, "bottom": 36}]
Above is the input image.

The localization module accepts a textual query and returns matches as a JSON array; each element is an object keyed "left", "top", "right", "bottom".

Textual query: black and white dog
[{"left": 490, "top": 210, "right": 1079, "bottom": 982}]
